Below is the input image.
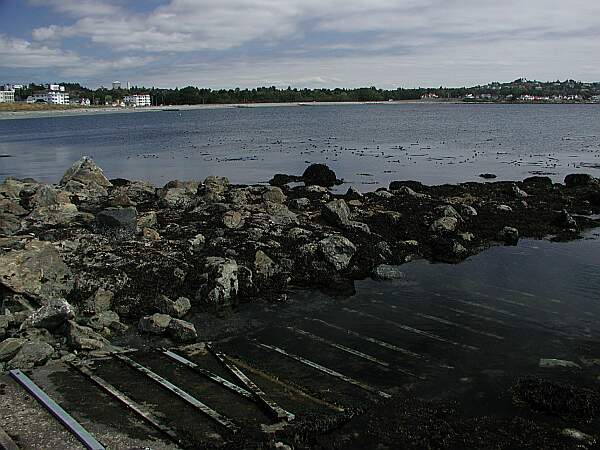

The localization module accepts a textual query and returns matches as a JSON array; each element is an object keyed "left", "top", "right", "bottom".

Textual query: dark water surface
[{"left": 2, "top": 103, "right": 600, "bottom": 188}]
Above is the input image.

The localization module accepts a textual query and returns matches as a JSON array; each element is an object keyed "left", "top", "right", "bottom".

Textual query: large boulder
[
  {"left": 60, "top": 157, "right": 112, "bottom": 198},
  {"left": 262, "top": 187, "right": 287, "bottom": 204},
  {"left": 139, "top": 313, "right": 172, "bottom": 334},
  {"left": 26, "top": 185, "right": 83, "bottom": 226},
  {"left": 0, "top": 239, "right": 73, "bottom": 300},
  {"left": 65, "top": 321, "right": 109, "bottom": 351},
  {"left": 564, "top": 173, "right": 596, "bottom": 188},
  {"left": 318, "top": 235, "right": 356, "bottom": 271},
  {"left": 96, "top": 207, "right": 137, "bottom": 230},
  {"left": 22, "top": 298, "right": 75, "bottom": 331},
  {"left": 168, "top": 319, "right": 197, "bottom": 343},
  {"left": 7, "top": 341, "right": 54, "bottom": 369},
  {"left": 196, "top": 257, "right": 239, "bottom": 305},
  {"left": 302, "top": 164, "right": 338, "bottom": 187},
  {"left": 322, "top": 199, "right": 370, "bottom": 233},
  {"left": 499, "top": 226, "right": 519, "bottom": 245},
  {"left": 156, "top": 295, "right": 191, "bottom": 318}
]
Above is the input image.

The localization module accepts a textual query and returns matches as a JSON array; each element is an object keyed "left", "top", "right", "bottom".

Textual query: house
[
  {"left": 124, "top": 94, "right": 151, "bottom": 107},
  {"left": 27, "top": 84, "right": 69, "bottom": 104},
  {"left": 0, "top": 86, "right": 15, "bottom": 103}
]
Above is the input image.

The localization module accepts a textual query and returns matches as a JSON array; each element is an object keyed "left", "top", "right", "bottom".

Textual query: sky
[{"left": 1, "top": 0, "right": 600, "bottom": 89}]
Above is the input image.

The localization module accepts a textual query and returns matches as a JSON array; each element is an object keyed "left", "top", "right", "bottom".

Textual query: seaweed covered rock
[{"left": 302, "top": 164, "right": 338, "bottom": 187}]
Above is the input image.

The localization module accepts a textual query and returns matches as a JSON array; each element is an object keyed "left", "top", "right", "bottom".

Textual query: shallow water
[{"left": 2, "top": 103, "right": 600, "bottom": 189}]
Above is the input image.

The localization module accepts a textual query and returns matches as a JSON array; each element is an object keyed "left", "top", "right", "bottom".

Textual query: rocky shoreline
[{"left": 1, "top": 157, "right": 600, "bottom": 372}]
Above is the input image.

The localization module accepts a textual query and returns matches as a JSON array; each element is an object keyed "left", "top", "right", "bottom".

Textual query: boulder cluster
[{"left": 1, "top": 157, "right": 599, "bottom": 371}]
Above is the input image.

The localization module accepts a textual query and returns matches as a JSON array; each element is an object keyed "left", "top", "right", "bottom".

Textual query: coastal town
[{"left": 1, "top": 78, "right": 600, "bottom": 110}]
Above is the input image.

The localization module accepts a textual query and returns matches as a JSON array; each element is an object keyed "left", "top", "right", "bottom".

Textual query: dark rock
[
  {"left": 302, "top": 164, "right": 338, "bottom": 187},
  {"left": 564, "top": 173, "right": 596, "bottom": 188},
  {"left": 156, "top": 295, "right": 191, "bottom": 318},
  {"left": 345, "top": 186, "right": 363, "bottom": 200},
  {"left": 554, "top": 209, "right": 577, "bottom": 230},
  {"left": 318, "top": 235, "right": 356, "bottom": 271},
  {"left": 269, "top": 174, "right": 302, "bottom": 186},
  {"left": 97, "top": 207, "right": 137, "bottom": 229},
  {"left": 168, "top": 318, "right": 197, "bottom": 343},
  {"left": 7, "top": 341, "right": 54, "bottom": 369},
  {"left": 523, "top": 176, "right": 553, "bottom": 187},
  {"left": 0, "top": 213, "right": 21, "bottom": 236},
  {"left": 499, "top": 226, "right": 519, "bottom": 244},
  {"left": 0, "top": 338, "right": 25, "bottom": 362},
  {"left": 479, "top": 173, "right": 497, "bottom": 179},
  {"left": 65, "top": 320, "right": 109, "bottom": 351}
]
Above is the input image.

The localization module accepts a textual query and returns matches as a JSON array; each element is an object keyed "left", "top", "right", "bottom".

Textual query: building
[
  {"left": 112, "top": 81, "right": 121, "bottom": 90},
  {"left": 26, "top": 84, "right": 69, "bottom": 104},
  {"left": 0, "top": 87, "right": 15, "bottom": 103},
  {"left": 124, "top": 94, "right": 151, "bottom": 107}
]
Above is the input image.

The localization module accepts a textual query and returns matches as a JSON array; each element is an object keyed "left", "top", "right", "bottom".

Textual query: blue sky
[{"left": 1, "top": 0, "right": 600, "bottom": 89}]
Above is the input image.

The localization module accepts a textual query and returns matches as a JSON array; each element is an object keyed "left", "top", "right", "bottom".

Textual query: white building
[
  {"left": 124, "top": 94, "right": 151, "bottom": 107},
  {"left": 0, "top": 88, "right": 15, "bottom": 103},
  {"left": 27, "top": 84, "right": 69, "bottom": 104}
]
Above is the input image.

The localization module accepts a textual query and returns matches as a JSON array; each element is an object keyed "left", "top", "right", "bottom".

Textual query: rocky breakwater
[{"left": 1, "top": 157, "right": 600, "bottom": 372}]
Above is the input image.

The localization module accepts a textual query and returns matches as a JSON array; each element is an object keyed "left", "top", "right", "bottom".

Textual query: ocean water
[{"left": 1, "top": 103, "right": 600, "bottom": 188}]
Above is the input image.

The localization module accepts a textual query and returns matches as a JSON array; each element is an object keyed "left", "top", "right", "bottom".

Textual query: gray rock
[
  {"left": 497, "top": 204, "right": 513, "bottom": 212},
  {"left": 561, "top": 428, "right": 596, "bottom": 445},
  {"left": 137, "top": 211, "right": 157, "bottom": 228},
  {"left": 168, "top": 318, "right": 198, "bottom": 343},
  {"left": 97, "top": 207, "right": 137, "bottom": 229},
  {"left": 322, "top": 199, "right": 369, "bottom": 233},
  {"left": 430, "top": 216, "right": 458, "bottom": 233},
  {"left": 287, "top": 227, "right": 312, "bottom": 241},
  {"left": 511, "top": 185, "right": 529, "bottom": 198},
  {"left": 0, "top": 239, "right": 73, "bottom": 300},
  {"left": 435, "top": 205, "right": 462, "bottom": 221},
  {"left": 160, "top": 187, "right": 197, "bottom": 209},
  {"left": 254, "top": 250, "right": 277, "bottom": 280},
  {"left": 0, "top": 200, "right": 26, "bottom": 216},
  {"left": 393, "top": 186, "right": 429, "bottom": 199},
  {"left": 223, "top": 210, "right": 244, "bottom": 229},
  {"left": 374, "top": 190, "right": 394, "bottom": 199},
  {"left": 83, "top": 288, "right": 114, "bottom": 315},
  {"left": 0, "top": 338, "right": 25, "bottom": 361},
  {"left": 59, "top": 157, "right": 112, "bottom": 197},
  {"left": 264, "top": 202, "right": 298, "bottom": 225},
  {"left": 539, "top": 358, "right": 581, "bottom": 369},
  {"left": 139, "top": 313, "right": 172, "bottom": 334},
  {"left": 88, "top": 310, "right": 127, "bottom": 333},
  {"left": 22, "top": 298, "right": 75, "bottom": 331},
  {"left": 66, "top": 321, "right": 109, "bottom": 351},
  {"left": 204, "top": 176, "right": 230, "bottom": 195},
  {"left": 157, "top": 295, "right": 191, "bottom": 318},
  {"left": 373, "top": 264, "right": 406, "bottom": 281},
  {"left": 318, "top": 235, "right": 356, "bottom": 271},
  {"left": 289, "top": 197, "right": 310, "bottom": 210},
  {"left": 8, "top": 341, "right": 54, "bottom": 369},
  {"left": 262, "top": 187, "right": 286, "bottom": 204},
  {"left": 0, "top": 213, "right": 21, "bottom": 236},
  {"left": 345, "top": 186, "right": 363, "bottom": 200},
  {"left": 0, "top": 314, "right": 8, "bottom": 338},
  {"left": 189, "top": 233, "right": 206, "bottom": 251},
  {"left": 460, "top": 205, "right": 478, "bottom": 217},
  {"left": 197, "top": 257, "right": 239, "bottom": 305},
  {"left": 499, "top": 226, "right": 519, "bottom": 244}
]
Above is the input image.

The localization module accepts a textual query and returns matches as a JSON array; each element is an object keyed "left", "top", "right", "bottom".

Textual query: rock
[
  {"left": 374, "top": 190, "right": 394, "bottom": 199},
  {"left": 160, "top": 187, "right": 196, "bottom": 209},
  {"left": 189, "top": 233, "right": 206, "bottom": 251},
  {"left": 109, "top": 192, "right": 135, "bottom": 207},
  {"left": 302, "top": 164, "right": 338, "bottom": 187},
  {"left": 22, "top": 298, "right": 75, "bottom": 331},
  {"left": 0, "top": 198, "right": 27, "bottom": 216},
  {"left": 479, "top": 173, "right": 497, "bottom": 179},
  {"left": 499, "top": 226, "right": 519, "bottom": 244},
  {"left": 561, "top": 428, "right": 596, "bottom": 445},
  {"left": 392, "top": 185, "right": 428, "bottom": 199},
  {"left": 497, "top": 204, "right": 513, "bottom": 212},
  {"left": 168, "top": 319, "right": 197, "bottom": 343},
  {"left": 511, "top": 185, "right": 529, "bottom": 198},
  {"left": 539, "top": 358, "right": 581, "bottom": 369},
  {"left": 138, "top": 313, "right": 172, "bottom": 334},
  {"left": 0, "top": 213, "right": 21, "bottom": 236},
  {"left": 157, "top": 295, "right": 191, "bottom": 318},
  {"left": 430, "top": 217, "right": 458, "bottom": 233},
  {"left": 262, "top": 187, "right": 286, "bottom": 204},
  {"left": 318, "top": 235, "right": 356, "bottom": 271},
  {"left": 264, "top": 202, "right": 298, "bottom": 225},
  {"left": 0, "top": 315, "right": 8, "bottom": 338},
  {"left": 564, "top": 173, "right": 596, "bottom": 188},
  {"left": 0, "top": 239, "right": 73, "bottom": 300},
  {"left": 97, "top": 207, "right": 137, "bottom": 230},
  {"left": 459, "top": 232, "right": 475, "bottom": 242},
  {"left": 345, "top": 186, "right": 363, "bottom": 200},
  {"left": 7, "top": 341, "right": 54, "bottom": 369},
  {"left": 268, "top": 174, "right": 302, "bottom": 186},
  {"left": 83, "top": 288, "right": 114, "bottom": 315},
  {"left": 137, "top": 211, "right": 157, "bottom": 228},
  {"left": 322, "top": 199, "right": 351, "bottom": 226},
  {"left": 554, "top": 209, "right": 577, "bottom": 230},
  {"left": 197, "top": 257, "right": 239, "bottom": 305},
  {"left": 223, "top": 210, "right": 244, "bottom": 229},
  {"left": 254, "top": 250, "right": 277, "bottom": 280},
  {"left": 88, "top": 310, "right": 127, "bottom": 333},
  {"left": 204, "top": 176, "right": 230, "bottom": 195},
  {"left": 60, "top": 157, "right": 112, "bottom": 198},
  {"left": 460, "top": 205, "right": 478, "bottom": 217},
  {"left": 372, "top": 264, "right": 405, "bottom": 281},
  {"left": 289, "top": 197, "right": 310, "bottom": 210},
  {"left": 523, "top": 176, "right": 553, "bottom": 187},
  {"left": 0, "top": 338, "right": 25, "bottom": 361},
  {"left": 434, "top": 205, "right": 462, "bottom": 221},
  {"left": 142, "top": 227, "right": 160, "bottom": 240},
  {"left": 66, "top": 321, "right": 109, "bottom": 351}
]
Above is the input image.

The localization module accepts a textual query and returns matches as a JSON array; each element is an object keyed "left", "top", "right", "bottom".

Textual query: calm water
[{"left": 1, "top": 103, "right": 600, "bottom": 188}]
